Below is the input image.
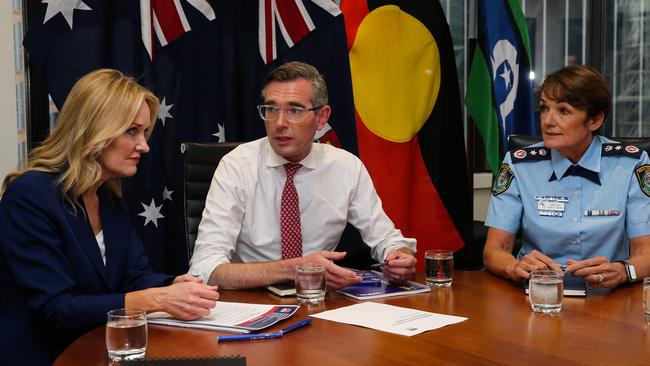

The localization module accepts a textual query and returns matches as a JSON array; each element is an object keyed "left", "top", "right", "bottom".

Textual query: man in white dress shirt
[{"left": 189, "top": 61, "right": 416, "bottom": 289}]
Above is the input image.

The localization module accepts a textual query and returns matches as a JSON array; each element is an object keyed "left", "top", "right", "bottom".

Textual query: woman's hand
[
  {"left": 565, "top": 257, "right": 627, "bottom": 288},
  {"left": 506, "top": 250, "right": 563, "bottom": 282},
  {"left": 153, "top": 282, "right": 219, "bottom": 320}
]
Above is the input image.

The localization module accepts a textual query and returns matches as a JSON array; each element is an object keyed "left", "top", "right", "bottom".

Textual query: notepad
[
  {"left": 524, "top": 274, "right": 587, "bottom": 297},
  {"left": 265, "top": 282, "right": 296, "bottom": 297}
]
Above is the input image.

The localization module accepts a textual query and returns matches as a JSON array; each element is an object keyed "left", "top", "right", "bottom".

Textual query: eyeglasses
[{"left": 257, "top": 105, "right": 323, "bottom": 124}]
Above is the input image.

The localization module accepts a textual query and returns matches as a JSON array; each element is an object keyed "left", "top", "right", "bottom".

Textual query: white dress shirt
[{"left": 189, "top": 137, "right": 416, "bottom": 281}]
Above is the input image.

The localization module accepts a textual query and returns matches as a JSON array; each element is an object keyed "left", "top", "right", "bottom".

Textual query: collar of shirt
[
  {"left": 264, "top": 139, "right": 318, "bottom": 171},
  {"left": 549, "top": 136, "right": 602, "bottom": 184}
]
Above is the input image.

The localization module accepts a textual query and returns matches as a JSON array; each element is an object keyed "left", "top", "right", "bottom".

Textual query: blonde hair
[{"left": 2, "top": 69, "right": 159, "bottom": 206}]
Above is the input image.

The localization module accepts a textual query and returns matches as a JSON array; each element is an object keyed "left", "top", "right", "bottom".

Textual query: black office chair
[
  {"left": 508, "top": 134, "right": 650, "bottom": 153},
  {"left": 181, "top": 142, "right": 241, "bottom": 260}
]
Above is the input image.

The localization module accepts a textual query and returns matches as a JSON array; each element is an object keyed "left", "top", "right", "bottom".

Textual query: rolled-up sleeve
[{"left": 189, "top": 156, "right": 246, "bottom": 282}]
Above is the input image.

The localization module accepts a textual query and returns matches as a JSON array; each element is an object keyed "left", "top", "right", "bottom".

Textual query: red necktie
[{"left": 281, "top": 163, "right": 302, "bottom": 259}]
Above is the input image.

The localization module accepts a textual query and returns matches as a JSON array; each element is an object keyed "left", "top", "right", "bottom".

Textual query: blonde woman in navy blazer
[{"left": 0, "top": 69, "right": 219, "bottom": 365}]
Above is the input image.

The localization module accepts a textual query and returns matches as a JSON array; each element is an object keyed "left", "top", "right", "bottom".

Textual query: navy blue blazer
[{"left": 0, "top": 172, "right": 173, "bottom": 365}]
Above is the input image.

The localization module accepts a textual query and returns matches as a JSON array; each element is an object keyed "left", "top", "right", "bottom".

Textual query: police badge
[
  {"left": 492, "top": 163, "right": 514, "bottom": 196},
  {"left": 635, "top": 165, "right": 650, "bottom": 197}
]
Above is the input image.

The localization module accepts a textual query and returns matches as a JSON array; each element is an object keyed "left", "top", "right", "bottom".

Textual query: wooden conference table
[{"left": 55, "top": 271, "right": 650, "bottom": 366}]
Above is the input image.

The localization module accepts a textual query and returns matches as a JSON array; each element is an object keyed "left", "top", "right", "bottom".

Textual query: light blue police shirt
[{"left": 486, "top": 135, "right": 650, "bottom": 264}]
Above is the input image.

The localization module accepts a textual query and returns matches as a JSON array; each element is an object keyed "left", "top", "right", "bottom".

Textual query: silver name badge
[
  {"left": 539, "top": 210, "right": 563, "bottom": 217},
  {"left": 537, "top": 200, "right": 565, "bottom": 212}
]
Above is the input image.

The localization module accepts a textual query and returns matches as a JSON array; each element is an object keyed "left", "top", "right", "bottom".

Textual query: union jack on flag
[
  {"left": 258, "top": 0, "right": 341, "bottom": 64},
  {"left": 140, "top": 0, "right": 217, "bottom": 59}
]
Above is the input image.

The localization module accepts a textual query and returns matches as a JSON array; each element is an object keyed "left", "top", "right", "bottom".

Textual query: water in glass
[
  {"left": 295, "top": 265, "right": 326, "bottom": 304},
  {"left": 425, "top": 250, "right": 453, "bottom": 287},
  {"left": 529, "top": 271, "right": 563, "bottom": 314},
  {"left": 106, "top": 309, "right": 147, "bottom": 362}
]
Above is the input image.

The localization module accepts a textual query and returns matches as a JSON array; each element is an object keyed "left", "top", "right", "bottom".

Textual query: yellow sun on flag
[{"left": 349, "top": 5, "right": 440, "bottom": 143}]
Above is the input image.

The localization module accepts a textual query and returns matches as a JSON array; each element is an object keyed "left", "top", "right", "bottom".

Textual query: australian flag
[{"left": 24, "top": 0, "right": 356, "bottom": 274}]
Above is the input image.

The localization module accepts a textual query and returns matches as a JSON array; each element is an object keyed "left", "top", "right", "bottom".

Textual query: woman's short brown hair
[{"left": 540, "top": 64, "right": 612, "bottom": 119}]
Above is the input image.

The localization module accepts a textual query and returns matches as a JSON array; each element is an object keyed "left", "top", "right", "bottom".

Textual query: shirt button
[{"left": 574, "top": 191, "right": 579, "bottom": 196}]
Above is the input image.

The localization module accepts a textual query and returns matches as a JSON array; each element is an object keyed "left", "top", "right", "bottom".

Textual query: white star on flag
[
  {"left": 212, "top": 123, "right": 226, "bottom": 142},
  {"left": 138, "top": 198, "right": 164, "bottom": 227},
  {"left": 162, "top": 186, "right": 174, "bottom": 201},
  {"left": 42, "top": 0, "right": 92, "bottom": 29},
  {"left": 530, "top": 150, "right": 537, "bottom": 156},
  {"left": 158, "top": 97, "right": 174, "bottom": 126},
  {"left": 499, "top": 65, "right": 511, "bottom": 88}
]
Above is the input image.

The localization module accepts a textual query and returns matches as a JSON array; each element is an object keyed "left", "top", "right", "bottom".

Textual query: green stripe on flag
[
  {"left": 465, "top": 47, "right": 501, "bottom": 176},
  {"left": 507, "top": 0, "right": 532, "bottom": 66}
]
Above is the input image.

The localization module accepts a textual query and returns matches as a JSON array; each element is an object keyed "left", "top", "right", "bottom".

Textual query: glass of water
[
  {"left": 643, "top": 277, "right": 650, "bottom": 321},
  {"left": 529, "top": 270, "right": 564, "bottom": 314},
  {"left": 106, "top": 308, "right": 147, "bottom": 362},
  {"left": 295, "top": 264, "right": 326, "bottom": 304},
  {"left": 425, "top": 250, "right": 454, "bottom": 287}
]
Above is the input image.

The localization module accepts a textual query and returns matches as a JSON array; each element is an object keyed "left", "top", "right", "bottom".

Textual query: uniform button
[{"left": 574, "top": 191, "right": 579, "bottom": 195}]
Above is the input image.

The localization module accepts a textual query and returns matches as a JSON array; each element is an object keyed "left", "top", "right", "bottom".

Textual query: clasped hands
[
  {"left": 508, "top": 250, "right": 627, "bottom": 288},
  {"left": 299, "top": 248, "right": 417, "bottom": 289}
]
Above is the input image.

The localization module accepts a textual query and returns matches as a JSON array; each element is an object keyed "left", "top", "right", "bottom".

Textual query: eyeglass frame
[{"left": 256, "top": 104, "right": 324, "bottom": 124}]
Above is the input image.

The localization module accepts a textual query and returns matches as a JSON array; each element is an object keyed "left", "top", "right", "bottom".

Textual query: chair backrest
[
  {"left": 181, "top": 142, "right": 241, "bottom": 260},
  {"left": 508, "top": 134, "right": 650, "bottom": 153}
]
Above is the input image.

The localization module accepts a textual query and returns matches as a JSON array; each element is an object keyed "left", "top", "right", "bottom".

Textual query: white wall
[
  {"left": 0, "top": 3, "right": 18, "bottom": 181},
  {"left": 473, "top": 173, "right": 492, "bottom": 222}
]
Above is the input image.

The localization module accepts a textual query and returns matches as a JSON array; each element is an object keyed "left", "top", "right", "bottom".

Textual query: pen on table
[
  {"left": 280, "top": 318, "right": 312, "bottom": 334},
  {"left": 217, "top": 332, "right": 283, "bottom": 342},
  {"left": 217, "top": 319, "right": 312, "bottom": 342}
]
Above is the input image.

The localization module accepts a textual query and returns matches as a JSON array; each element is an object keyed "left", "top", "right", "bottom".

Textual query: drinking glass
[
  {"left": 643, "top": 277, "right": 650, "bottom": 320},
  {"left": 425, "top": 250, "right": 454, "bottom": 287},
  {"left": 106, "top": 308, "right": 147, "bottom": 362},
  {"left": 295, "top": 264, "right": 326, "bottom": 304},
  {"left": 529, "top": 270, "right": 563, "bottom": 314}
]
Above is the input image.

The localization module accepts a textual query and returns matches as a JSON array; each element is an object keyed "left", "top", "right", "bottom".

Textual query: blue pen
[
  {"left": 218, "top": 332, "right": 283, "bottom": 342},
  {"left": 280, "top": 318, "right": 312, "bottom": 334}
]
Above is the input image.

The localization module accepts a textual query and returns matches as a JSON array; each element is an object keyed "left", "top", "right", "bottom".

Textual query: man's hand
[
  {"left": 299, "top": 251, "right": 362, "bottom": 289},
  {"left": 565, "top": 257, "right": 627, "bottom": 288},
  {"left": 381, "top": 248, "right": 417, "bottom": 284},
  {"left": 506, "top": 250, "right": 562, "bottom": 282}
]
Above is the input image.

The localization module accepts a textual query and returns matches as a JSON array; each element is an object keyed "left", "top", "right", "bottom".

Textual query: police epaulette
[
  {"left": 602, "top": 143, "right": 642, "bottom": 158},
  {"left": 510, "top": 147, "right": 551, "bottom": 163}
]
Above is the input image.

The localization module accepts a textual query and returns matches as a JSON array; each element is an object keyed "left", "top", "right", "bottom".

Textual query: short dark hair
[
  {"left": 540, "top": 64, "right": 612, "bottom": 119},
  {"left": 261, "top": 61, "right": 328, "bottom": 107}
]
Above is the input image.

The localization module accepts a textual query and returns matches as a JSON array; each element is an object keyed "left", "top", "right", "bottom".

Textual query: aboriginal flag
[{"left": 341, "top": 0, "right": 470, "bottom": 270}]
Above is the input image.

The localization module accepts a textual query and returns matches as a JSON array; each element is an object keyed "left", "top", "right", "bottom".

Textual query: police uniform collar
[
  {"left": 265, "top": 140, "right": 317, "bottom": 170},
  {"left": 549, "top": 136, "right": 602, "bottom": 185}
]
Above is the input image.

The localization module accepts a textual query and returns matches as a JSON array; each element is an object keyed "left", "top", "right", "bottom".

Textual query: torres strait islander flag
[{"left": 340, "top": 0, "right": 470, "bottom": 269}]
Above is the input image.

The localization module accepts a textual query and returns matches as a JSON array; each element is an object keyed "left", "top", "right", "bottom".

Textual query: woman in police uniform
[{"left": 483, "top": 65, "right": 650, "bottom": 289}]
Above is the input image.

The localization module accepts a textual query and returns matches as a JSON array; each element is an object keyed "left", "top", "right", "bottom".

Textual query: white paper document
[{"left": 310, "top": 302, "right": 467, "bottom": 336}]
